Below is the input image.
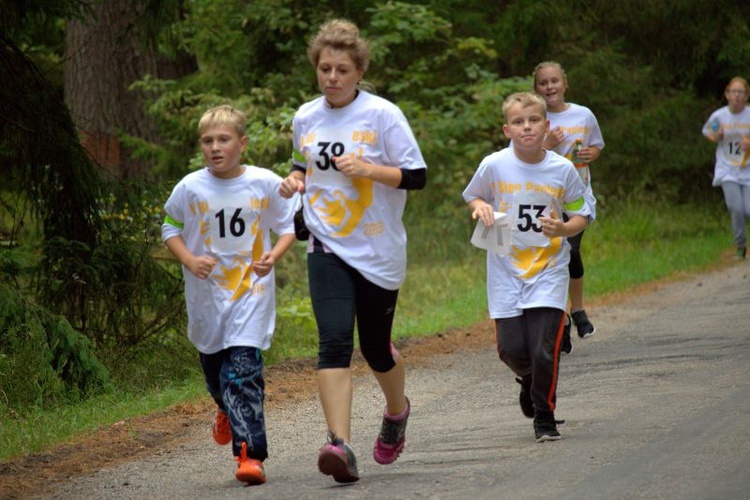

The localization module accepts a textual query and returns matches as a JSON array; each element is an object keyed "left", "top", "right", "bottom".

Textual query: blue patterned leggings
[{"left": 200, "top": 346, "right": 267, "bottom": 460}]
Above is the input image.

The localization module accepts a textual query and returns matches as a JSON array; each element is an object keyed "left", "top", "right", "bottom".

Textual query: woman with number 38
[{"left": 278, "top": 19, "right": 427, "bottom": 483}]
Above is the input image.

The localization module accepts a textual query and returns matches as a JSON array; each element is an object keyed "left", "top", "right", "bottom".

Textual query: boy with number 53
[{"left": 462, "top": 92, "right": 592, "bottom": 442}]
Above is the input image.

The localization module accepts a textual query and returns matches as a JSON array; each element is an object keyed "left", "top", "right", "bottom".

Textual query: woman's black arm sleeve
[{"left": 397, "top": 168, "right": 427, "bottom": 190}]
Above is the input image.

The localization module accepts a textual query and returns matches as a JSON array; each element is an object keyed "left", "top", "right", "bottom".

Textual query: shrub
[{"left": 0, "top": 284, "right": 111, "bottom": 415}]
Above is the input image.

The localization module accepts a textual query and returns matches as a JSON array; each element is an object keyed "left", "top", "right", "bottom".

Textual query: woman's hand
[
  {"left": 333, "top": 153, "right": 369, "bottom": 178},
  {"left": 253, "top": 252, "right": 275, "bottom": 278}
]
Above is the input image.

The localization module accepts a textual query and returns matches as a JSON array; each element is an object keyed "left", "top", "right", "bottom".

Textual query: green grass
[
  {"left": 0, "top": 371, "right": 206, "bottom": 458},
  {"left": 0, "top": 198, "right": 734, "bottom": 461}
]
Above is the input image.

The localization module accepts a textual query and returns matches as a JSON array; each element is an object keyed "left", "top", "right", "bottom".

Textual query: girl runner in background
[
  {"left": 533, "top": 61, "right": 604, "bottom": 342},
  {"left": 702, "top": 76, "right": 750, "bottom": 260}
]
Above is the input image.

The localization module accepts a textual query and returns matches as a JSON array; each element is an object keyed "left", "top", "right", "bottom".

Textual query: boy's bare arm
[{"left": 539, "top": 211, "right": 588, "bottom": 239}]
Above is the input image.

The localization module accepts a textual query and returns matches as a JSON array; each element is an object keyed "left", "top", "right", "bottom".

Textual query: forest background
[{"left": 1, "top": 0, "right": 748, "bottom": 459}]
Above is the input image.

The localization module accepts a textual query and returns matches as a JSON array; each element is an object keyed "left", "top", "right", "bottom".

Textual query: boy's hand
[
  {"left": 187, "top": 255, "right": 217, "bottom": 279},
  {"left": 253, "top": 252, "right": 275, "bottom": 277},
  {"left": 279, "top": 175, "right": 304, "bottom": 198},
  {"left": 539, "top": 209, "right": 563, "bottom": 238},
  {"left": 471, "top": 202, "right": 495, "bottom": 227}
]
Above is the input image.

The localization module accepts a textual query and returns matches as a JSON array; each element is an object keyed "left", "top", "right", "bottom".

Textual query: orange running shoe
[
  {"left": 212, "top": 410, "right": 232, "bottom": 446},
  {"left": 235, "top": 442, "right": 266, "bottom": 485}
]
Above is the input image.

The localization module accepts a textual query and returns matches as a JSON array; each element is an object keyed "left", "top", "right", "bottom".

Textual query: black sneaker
[
  {"left": 561, "top": 314, "right": 572, "bottom": 354},
  {"left": 736, "top": 246, "right": 747, "bottom": 260},
  {"left": 571, "top": 310, "right": 596, "bottom": 338},
  {"left": 533, "top": 411, "right": 561, "bottom": 442},
  {"left": 515, "top": 376, "right": 534, "bottom": 418}
]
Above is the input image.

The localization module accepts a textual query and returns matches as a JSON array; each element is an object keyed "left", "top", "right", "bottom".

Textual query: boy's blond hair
[
  {"left": 198, "top": 105, "right": 247, "bottom": 137},
  {"left": 502, "top": 92, "right": 547, "bottom": 122}
]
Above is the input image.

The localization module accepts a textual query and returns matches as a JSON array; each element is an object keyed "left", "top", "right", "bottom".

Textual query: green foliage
[
  {"left": 598, "top": 93, "right": 715, "bottom": 202},
  {"left": 0, "top": 284, "right": 111, "bottom": 414},
  {"left": 128, "top": 78, "right": 299, "bottom": 178}
]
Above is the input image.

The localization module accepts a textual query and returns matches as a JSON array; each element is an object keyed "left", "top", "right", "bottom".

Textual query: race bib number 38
[{"left": 309, "top": 128, "right": 358, "bottom": 188}]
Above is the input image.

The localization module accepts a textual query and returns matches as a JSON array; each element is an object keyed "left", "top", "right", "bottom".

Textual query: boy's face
[
  {"left": 503, "top": 103, "right": 549, "bottom": 152},
  {"left": 200, "top": 125, "right": 248, "bottom": 179}
]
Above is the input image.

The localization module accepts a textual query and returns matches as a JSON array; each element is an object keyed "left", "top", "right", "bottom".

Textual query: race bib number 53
[{"left": 511, "top": 191, "right": 553, "bottom": 248}]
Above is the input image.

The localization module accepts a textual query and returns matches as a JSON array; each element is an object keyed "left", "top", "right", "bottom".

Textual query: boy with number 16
[
  {"left": 162, "top": 105, "right": 298, "bottom": 485},
  {"left": 463, "top": 92, "right": 591, "bottom": 441}
]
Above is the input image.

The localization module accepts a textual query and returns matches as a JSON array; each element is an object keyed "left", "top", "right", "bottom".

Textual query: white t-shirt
[
  {"left": 702, "top": 105, "right": 750, "bottom": 187},
  {"left": 547, "top": 103, "right": 604, "bottom": 220},
  {"left": 291, "top": 91, "right": 427, "bottom": 290},
  {"left": 162, "top": 166, "right": 297, "bottom": 354},
  {"left": 462, "top": 148, "right": 591, "bottom": 318}
]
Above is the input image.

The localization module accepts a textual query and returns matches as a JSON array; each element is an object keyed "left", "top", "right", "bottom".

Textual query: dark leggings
[
  {"left": 200, "top": 347, "right": 267, "bottom": 460},
  {"left": 564, "top": 213, "right": 585, "bottom": 279},
  {"left": 495, "top": 308, "right": 566, "bottom": 413},
  {"left": 308, "top": 250, "right": 399, "bottom": 373}
]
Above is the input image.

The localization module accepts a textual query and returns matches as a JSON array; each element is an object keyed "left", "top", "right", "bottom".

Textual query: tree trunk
[{"left": 64, "top": 0, "right": 159, "bottom": 180}]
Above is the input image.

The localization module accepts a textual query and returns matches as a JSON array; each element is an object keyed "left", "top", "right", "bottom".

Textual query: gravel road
[{"left": 46, "top": 259, "right": 750, "bottom": 499}]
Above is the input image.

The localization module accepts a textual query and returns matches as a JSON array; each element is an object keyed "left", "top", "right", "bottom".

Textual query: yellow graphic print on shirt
[
  {"left": 214, "top": 217, "right": 264, "bottom": 301},
  {"left": 310, "top": 176, "right": 374, "bottom": 237},
  {"left": 189, "top": 200, "right": 212, "bottom": 246},
  {"left": 510, "top": 236, "right": 562, "bottom": 280},
  {"left": 507, "top": 190, "right": 563, "bottom": 280}
]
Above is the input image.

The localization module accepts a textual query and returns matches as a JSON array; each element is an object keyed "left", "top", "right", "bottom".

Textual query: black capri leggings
[
  {"left": 307, "top": 250, "right": 399, "bottom": 372},
  {"left": 563, "top": 213, "right": 585, "bottom": 279}
]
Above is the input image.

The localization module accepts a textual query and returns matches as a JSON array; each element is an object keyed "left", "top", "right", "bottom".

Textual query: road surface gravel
[{"left": 37, "top": 259, "right": 750, "bottom": 499}]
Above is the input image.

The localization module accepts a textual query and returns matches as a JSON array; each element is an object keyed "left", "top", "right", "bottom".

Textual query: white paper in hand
[{"left": 470, "top": 212, "right": 510, "bottom": 254}]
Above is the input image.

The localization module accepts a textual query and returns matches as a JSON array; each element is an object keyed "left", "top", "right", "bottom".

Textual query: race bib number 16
[{"left": 208, "top": 194, "right": 255, "bottom": 254}]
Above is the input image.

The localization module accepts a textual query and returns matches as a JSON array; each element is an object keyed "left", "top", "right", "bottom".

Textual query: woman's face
[
  {"left": 725, "top": 82, "right": 749, "bottom": 113},
  {"left": 316, "top": 47, "right": 364, "bottom": 109},
  {"left": 534, "top": 66, "right": 568, "bottom": 112}
]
